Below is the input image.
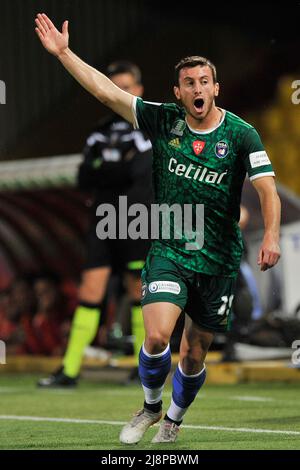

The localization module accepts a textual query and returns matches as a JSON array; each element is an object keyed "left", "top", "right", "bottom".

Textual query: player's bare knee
[
  {"left": 181, "top": 354, "right": 204, "bottom": 375},
  {"left": 144, "top": 332, "right": 169, "bottom": 354}
]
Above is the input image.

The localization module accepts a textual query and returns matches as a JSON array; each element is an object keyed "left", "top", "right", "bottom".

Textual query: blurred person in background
[
  {"left": 38, "top": 60, "right": 152, "bottom": 387},
  {"left": 31, "top": 272, "right": 72, "bottom": 356},
  {"left": 239, "top": 206, "right": 263, "bottom": 322},
  {"left": 0, "top": 273, "right": 72, "bottom": 356},
  {"left": 0, "top": 275, "right": 36, "bottom": 354},
  {"left": 0, "top": 286, "right": 24, "bottom": 354},
  {"left": 222, "top": 205, "right": 263, "bottom": 361}
]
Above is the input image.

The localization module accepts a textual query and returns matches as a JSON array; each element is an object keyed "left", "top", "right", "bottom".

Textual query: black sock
[
  {"left": 144, "top": 400, "right": 162, "bottom": 413},
  {"left": 164, "top": 413, "right": 182, "bottom": 426}
]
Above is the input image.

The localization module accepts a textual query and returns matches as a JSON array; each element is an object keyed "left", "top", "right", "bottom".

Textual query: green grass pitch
[{"left": 0, "top": 374, "right": 299, "bottom": 450}]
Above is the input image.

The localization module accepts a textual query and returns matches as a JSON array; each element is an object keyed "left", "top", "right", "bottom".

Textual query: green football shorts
[{"left": 141, "top": 255, "right": 237, "bottom": 333}]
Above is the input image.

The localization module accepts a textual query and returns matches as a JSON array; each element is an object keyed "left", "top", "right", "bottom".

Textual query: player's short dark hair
[
  {"left": 174, "top": 56, "right": 217, "bottom": 85},
  {"left": 106, "top": 60, "right": 142, "bottom": 84}
]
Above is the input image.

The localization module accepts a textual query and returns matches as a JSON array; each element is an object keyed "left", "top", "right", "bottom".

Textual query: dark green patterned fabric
[{"left": 134, "top": 98, "right": 274, "bottom": 277}]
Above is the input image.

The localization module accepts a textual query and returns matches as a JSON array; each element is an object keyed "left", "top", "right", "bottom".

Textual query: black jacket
[{"left": 78, "top": 114, "right": 153, "bottom": 212}]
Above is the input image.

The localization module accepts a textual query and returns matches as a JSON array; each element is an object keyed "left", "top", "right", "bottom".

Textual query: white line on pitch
[
  {"left": 230, "top": 396, "right": 274, "bottom": 402},
  {"left": 0, "top": 388, "right": 277, "bottom": 402},
  {"left": 0, "top": 388, "right": 20, "bottom": 393},
  {"left": 0, "top": 415, "right": 299, "bottom": 436}
]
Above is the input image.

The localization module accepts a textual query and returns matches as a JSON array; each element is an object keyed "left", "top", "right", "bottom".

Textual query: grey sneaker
[
  {"left": 119, "top": 408, "right": 162, "bottom": 444},
  {"left": 151, "top": 420, "right": 180, "bottom": 443}
]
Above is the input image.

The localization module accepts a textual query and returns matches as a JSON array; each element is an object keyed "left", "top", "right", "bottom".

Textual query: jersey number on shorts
[{"left": 217, "top": 295, "right": 234, "bottom": 317}]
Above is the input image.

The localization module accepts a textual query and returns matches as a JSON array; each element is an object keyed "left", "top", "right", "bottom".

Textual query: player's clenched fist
[{"left": 35, "top": 13, "right": 69, "bottom": 57}]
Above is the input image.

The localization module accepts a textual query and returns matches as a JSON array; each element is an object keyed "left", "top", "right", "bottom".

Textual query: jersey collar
[{"left": 185, "top": 108, "right": 226, "bottom": 135}]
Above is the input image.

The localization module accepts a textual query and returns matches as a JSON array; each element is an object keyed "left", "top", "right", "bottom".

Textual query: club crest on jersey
[
  {"left": 215, "top": 141, "right": 229, "bottom": 158},
  {"left": 193, "top": 140, "right": 205, "bottom": 156}
]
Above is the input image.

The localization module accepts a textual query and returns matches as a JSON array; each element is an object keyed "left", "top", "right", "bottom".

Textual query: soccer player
[
  {"left": 35, "top": 14, "right": 281, "bottom": 443},
  {"left": 37, "top": 61, "right": 152, "bottom": 387}
]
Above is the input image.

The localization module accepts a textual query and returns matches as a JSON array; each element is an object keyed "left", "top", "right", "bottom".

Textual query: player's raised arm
[{"left": 35, "top": 13, "right": 135, "bottom": 124}]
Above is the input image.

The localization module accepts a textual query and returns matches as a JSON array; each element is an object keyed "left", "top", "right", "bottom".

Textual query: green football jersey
[{"left": 132, "top": 98, "right": 275, "bottom": 276}]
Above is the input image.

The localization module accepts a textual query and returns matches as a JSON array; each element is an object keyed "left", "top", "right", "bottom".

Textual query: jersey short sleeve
[
  {"left": 241, "top": 127, "right": 275, "bottom": 181},
  {"left": 132, "top": 97, "right": 162, "bottom": 141}
]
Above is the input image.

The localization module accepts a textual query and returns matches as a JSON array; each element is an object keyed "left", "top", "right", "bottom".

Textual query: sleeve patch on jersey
[
  {"left": 149, "top": 281, "right": 181, "bottom": 295},
  {"left": 249, "top": 150, "right": 271, "bottom": 168}
]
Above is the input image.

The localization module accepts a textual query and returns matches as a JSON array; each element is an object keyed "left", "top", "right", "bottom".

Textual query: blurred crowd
[
  {"left": 0, "top": 270, "right": 179, "bottom": 358},
  {"left": 2, "top": 266, "right": 300, "bottom": 361},
  {"left": 0, "top": 272, "right": 139, "bottom": 358},
  {"left": 0, "top": 204, "right": 297, "bottom": 361},
  {"left": 0, "top": 273, "right": 77, "bottom": 356}
]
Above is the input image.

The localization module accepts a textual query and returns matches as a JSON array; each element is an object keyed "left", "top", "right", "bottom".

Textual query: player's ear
[
  {"left": 174, "top": 85, "right": 181, "bottom": 101},
  {"left": 214, "top": 82, "right": 220, "bottom": 97}
]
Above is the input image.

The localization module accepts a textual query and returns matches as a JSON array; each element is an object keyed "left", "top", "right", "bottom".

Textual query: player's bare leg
[
  {"left": 119, "top": 302, "right": 181, "bottom": 444},
  {"left": 152, "top": 315, "right": 214, "bottom": 443},
  {"left": 179, "top": 315, "right": 214, "bottom": 375}
]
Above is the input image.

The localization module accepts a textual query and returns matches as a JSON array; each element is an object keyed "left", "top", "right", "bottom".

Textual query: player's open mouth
[{"left": 194, "top": 98, "right": 204, "bottom": 112}]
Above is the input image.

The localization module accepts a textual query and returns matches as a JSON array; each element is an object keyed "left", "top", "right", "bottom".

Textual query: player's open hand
[
  {"left": 35, "top": 13, "right": 69, "bottom": 57},
  {"left": 257, "top": 233, "right": 281, "bottom": 271}
]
